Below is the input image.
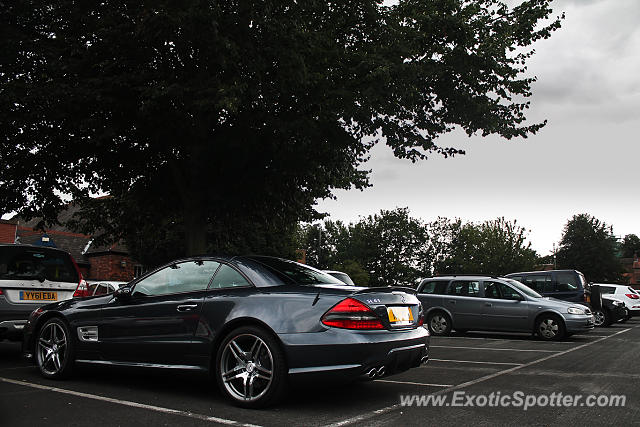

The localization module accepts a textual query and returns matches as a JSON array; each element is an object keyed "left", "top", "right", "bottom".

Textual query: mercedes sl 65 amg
[{"left": 22, "top": 256, "right": 430, "bottom": 407}]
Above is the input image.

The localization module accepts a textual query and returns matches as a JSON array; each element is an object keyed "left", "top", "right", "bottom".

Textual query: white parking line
[
  {"left": 431, "top": 345, "right": 559, "bottom": 353},
  {"left": 0, "top": 377, "right": 261, "bottom": 427},
  {"left": 374, "top": 379, "right": 452, "bottom": 388},
  {"left": 433, "top": 336, "right": 573, "bottom": 343},
  {"left": 328, "top": 327, "right": 632, "bottom": 427},
  {"left": 429, "top": 358, "right": 522, "bottom": 366}
]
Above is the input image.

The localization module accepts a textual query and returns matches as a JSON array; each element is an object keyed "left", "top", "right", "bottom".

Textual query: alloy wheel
[
  {"left": 220, "top": 333, "right": 274, "bottom": 402},
  {"left": 593, "top": 311, "right": 605, "bottom": 326},
  {"left": 538, "top": 318, "right": 559, "bottom": 339},
  {"left": 37, "top": 321, "right": 68, "bottom": 376},
  {"left": 430, "top": 315, "right": 447, "bottom": 334}
]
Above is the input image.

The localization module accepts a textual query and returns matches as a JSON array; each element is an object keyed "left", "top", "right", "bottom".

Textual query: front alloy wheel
[
  {"left": 593, "top": 310, "right": 606, "bottom": 327},
  {"left": 36, "top": 318, "right": 74, "bottom": 379},
  {"left": 536, "top": 315, "right": 566, "bottom": 341},
  {"left": 216, "top": 326, "right": 286, "bottom": 408}
]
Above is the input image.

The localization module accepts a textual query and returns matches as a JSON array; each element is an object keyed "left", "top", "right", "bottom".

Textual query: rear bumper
[
  {"left": 627, "top": 308, "right": 640, "bottom": 317},
  {"left": 0, "top": 319, "right": 28, "bottom": 341},
  {"left": 280, "top": 326, "right": 430, "bottom": 380},
  {"left": 0, "top": 296, "right": 40, "bottom": 340}
]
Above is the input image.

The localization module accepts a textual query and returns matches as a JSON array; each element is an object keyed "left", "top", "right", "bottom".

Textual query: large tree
[
  {"left": 556, "top": 214, "right": 624, "bottom": 282},
  {"left": 434, "top": 217, "right": 538, "bottom": 275},
  {"left": 621, "top": 234, "right": 640, "bottom": 259},
  {"left": 1, "top": 1, "right": 562, "bottom": 259}
]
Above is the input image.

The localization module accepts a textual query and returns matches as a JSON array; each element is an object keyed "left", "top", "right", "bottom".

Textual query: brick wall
[
  {"left": 88, "top": 254, "right": 136, "bottom": 282},
  {"left": 0, "top": 223, "right": 16, "bottom": 243}
]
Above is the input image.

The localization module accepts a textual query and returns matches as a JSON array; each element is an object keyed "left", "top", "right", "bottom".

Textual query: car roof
[
  {"left": 505, "top": 269, "right": 581, "bottom": 275},
  {"left": 422, "top": 275, "right": 506, "bottom": 281}
]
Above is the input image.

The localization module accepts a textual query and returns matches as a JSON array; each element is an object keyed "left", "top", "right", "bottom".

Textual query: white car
[
  {"left": 593, "top": 283, "right": 640, "bottom": 319},
  {"left": 86, "top": 280, "right": 128, "bottom": 296},
  {"left": 322, "top": 270, "right": 356, "bottom": 286}
]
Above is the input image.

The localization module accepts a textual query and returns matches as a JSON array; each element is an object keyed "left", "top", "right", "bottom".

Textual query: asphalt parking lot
[{"left": 1, "top": 321, "right": 639, "bottom": 426}]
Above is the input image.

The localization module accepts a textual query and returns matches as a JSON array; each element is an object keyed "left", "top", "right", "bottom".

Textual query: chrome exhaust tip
[
  {"left": 421, "top": 356, "right": 429, "bottom": 364},
  {"left": 377, "top": 366, "right": 386, "bottom": 377}
]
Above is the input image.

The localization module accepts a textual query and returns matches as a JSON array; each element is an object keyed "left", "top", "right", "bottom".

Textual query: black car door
[{"left": 99, "top": 260, "right": 220, "bottom": 365}]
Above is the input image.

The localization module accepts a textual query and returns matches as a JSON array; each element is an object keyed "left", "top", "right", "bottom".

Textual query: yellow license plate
[
  {"left": 20, "top": 291, "right": 58, "bottom": 301},
  {"left": 387, "top": 306, "right": 414, "bottom": 325}
]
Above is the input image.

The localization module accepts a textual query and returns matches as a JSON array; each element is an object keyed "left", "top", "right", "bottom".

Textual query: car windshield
[
  {"left": 0, "top": 246, "right": 79, "bottom": 283},
  {"left": 250, "top": 257, "right": 345, "bottom": 286},
  {"left": 505, "top": 279, "right": 543, "bottom": 298}
]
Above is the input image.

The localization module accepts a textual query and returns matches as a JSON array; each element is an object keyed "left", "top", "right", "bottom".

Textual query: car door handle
[
  {"left": 485, "top": 303, "right": 492, "bottom": 307},
  {"left": 177, "top": 304, "right": 198, "bottom": 312},
  {"left": 448, "top": 300, "right": 456, "bottom": 304}
]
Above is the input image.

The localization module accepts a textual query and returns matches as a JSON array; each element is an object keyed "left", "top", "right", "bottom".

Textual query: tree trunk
[{"left": 183, "top": 203, "right": 208, "bottom": 256}]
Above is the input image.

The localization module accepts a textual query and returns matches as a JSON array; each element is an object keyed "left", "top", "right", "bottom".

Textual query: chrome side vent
[{"left": 77, "top": 326, "right": 99, "bottom": 342}]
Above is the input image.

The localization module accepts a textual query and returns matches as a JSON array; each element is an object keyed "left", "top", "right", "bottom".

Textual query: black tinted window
[
  {"left": 447, "top": 280, "right": 480, "bottom": 296},
  {"left": 556, "top": 272, "right": 579, "bottom": 291},
  {"left": 0, "top": 246, "right": 78, "bottom": 283},
  {"left": 523, "top": 274, "right": 552, "bottom": 293},
  {"left": 600, "top": 286, "right": 615, "bottom": 294},
  {"left": 250, "top": 257, "right": 342, "bottom": 286},
  {"left": 419, "top": 281, "right": 448, "bottom": 295}
]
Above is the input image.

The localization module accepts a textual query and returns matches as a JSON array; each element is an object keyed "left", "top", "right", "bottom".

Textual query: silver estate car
[{"left": 417, "top": 276, "right": 595, "bottom": 341}]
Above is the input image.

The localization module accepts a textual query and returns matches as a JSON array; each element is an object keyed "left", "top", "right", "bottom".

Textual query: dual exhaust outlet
[
  {"left": 364, "top": 355, "right": 429, "bottom": 379},
  {"left": 366, "top": 366, "right": 386, "bottom": 379}
]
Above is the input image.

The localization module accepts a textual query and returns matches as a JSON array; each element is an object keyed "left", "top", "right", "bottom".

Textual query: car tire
[
  {"left": 215, "top": 326, "right": 287, "bottom": 408},
  {"left": 535, "top": 314, "right": 566, "bottom": 341},
  {"left": 427, "top": 311, "right": 452, "bottom": 336},
  {"left": 593, "top": 309, "right": 611, "bottom": 327},
  {"left": 35, "top": 317, "right": 75, "bottom": 379}
]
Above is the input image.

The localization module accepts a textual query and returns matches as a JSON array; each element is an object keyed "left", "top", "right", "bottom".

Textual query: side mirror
[{"left": 114, "top": 285, "right": 133, "bottom": 300}]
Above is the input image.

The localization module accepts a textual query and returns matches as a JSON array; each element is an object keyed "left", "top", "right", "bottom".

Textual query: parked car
[
  {"left": 591, "top": 283, "right": 640, "bottom": 319},
  {"left": 504, "top": 270, "right": 588, "bottom": 303},
  {"left": 591, "top": 296, "right": 627, "bottom": 327},
  {"left": 416, "top": 276, "right": 594, "bottom": 341},
  {"left": 22, "top": 255, "right": 429, "bottom": 408},
  {"left": 86, "top": 280, "right": 128, "bottom": 297},
  {"left": 323, "top": 270, "right": 356, "bottom": 286},
  {"left": 0, "top": 244, "right": 85, "bottom": 341}
]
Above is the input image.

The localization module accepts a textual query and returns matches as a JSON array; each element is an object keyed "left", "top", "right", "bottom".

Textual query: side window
[
  {"left": 94, "top": 284, "right": 109, "bottom": 296},
  {"left": 447, "top": 280, "right": 480, "bottom": 297},
  {"left": 523, "top": 275, "right": 552, "bottom": 293},
  {"left": 419, "top": 281, "right": 447, "bottom": 294},
  {"left": 210, "top": 264, "right": 251, "bottom": 289},
  {"left": 133, "top": 261, "right": 220, "bottom": 297},
  {"left": 600, "top": 286, "right": 615, "bottom": 294},
  {"left": 484, "top": 281, "right": 522, "bottom": 300},
  {"left": 555, "top": 272, "right": 578, "bottom": 292}
]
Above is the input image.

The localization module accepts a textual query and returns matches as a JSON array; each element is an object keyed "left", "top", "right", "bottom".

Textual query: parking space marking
[
  {"left": 0, "top": 376, "right": 261, "bottom": 427},
  {"left": 328, "top": 327, "right": 632, "bottom": 427},
  {"left": 374, "top": 379, "right": 453, "bottom": 388},
  {"left": 429, "top": 358, "right": 523, "bottom": 366},
  {"left": 433, "top": 336, "right": 573, "bottom": 343},
  {"left": 431, "top": 345, "right": 559, "bottom": 353}
]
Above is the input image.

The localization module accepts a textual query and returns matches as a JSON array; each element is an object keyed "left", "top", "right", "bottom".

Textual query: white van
[{"left": 0, "top": 244, "right": 85, "bottom": 341}]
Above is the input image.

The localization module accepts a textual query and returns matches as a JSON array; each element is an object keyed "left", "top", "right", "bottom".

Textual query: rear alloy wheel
[
  {"left": 427, "top": 312, "right": 452, "bottom": 336},
  {"left": 36, "top": 318, "right": 74, "bottom": 379},
  {"left": 216, "top": 326, "right": 287, "bottom": 408},
  {"left": 536, "top": 314, "right": 566, "bottom": 341},
  {"left": 593, "top": 309, "right": 611, "bottom": 327}
]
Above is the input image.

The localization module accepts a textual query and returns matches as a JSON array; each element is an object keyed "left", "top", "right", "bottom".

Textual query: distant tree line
[{"left": 297, "top": 209, "right": 634, "bottom": 287}]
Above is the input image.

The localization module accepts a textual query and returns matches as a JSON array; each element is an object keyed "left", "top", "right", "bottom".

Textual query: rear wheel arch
[{"left": 209, "top": 318, "right": 286, "bottom": 371}]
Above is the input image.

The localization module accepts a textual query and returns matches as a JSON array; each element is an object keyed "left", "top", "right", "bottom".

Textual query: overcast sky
[{"left": 316, "top": 0, "right": 640, "bottom": 256}]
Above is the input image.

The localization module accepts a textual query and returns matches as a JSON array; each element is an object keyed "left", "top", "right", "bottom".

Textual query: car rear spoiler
[{"left": 351, "top": 286, "right": 417, "bottom": 296}]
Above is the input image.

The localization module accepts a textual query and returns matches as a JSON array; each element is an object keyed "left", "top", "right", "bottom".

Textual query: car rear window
[
  {"left": 0, "top": 246, "right": 79, "bottom": 283},
  {"left": 600, "top": 286, "right": 616, "bottom": 294},
  {"left": 249, "top": 257, "right": 343, "bottom": 286}
]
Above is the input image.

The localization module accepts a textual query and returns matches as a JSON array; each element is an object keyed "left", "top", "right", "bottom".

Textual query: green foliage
[
  {"left": 556, "top": 214, "right": 624, "bottom": 282},
  {"left": 329, "top": 260, "right": 370, "bottom": 287},
  {"left": 1, "top": 1, "right": 562, "bottom": 256},
  {"left": 434, "top": 217, "right": 538, "bottom": 275},
  {"left": 621, "top": 234, "right": 640, "bottom": 258}
]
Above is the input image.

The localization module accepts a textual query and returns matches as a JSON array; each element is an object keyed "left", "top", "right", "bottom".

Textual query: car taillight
[
  {"left": 0, "top": 288, "right": 3, "bottom": 295},
  {"left": 73, "top": 279, "right": 91, "bottom": 298},
  {"left": 321, "top": 298, "right": 384, "bottom": 330},
  {"left": 625, "top": 293, "right": 639, "bottom": 299}
]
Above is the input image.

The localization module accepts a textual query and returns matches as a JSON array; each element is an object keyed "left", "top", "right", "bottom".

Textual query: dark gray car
[{"left": 417, "top": 276, "right": 595, "bottom": 341}]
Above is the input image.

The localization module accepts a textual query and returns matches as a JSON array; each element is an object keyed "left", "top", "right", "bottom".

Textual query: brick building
[{"left": 0, "top": 215, "right": 141, "bottom": 282}]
